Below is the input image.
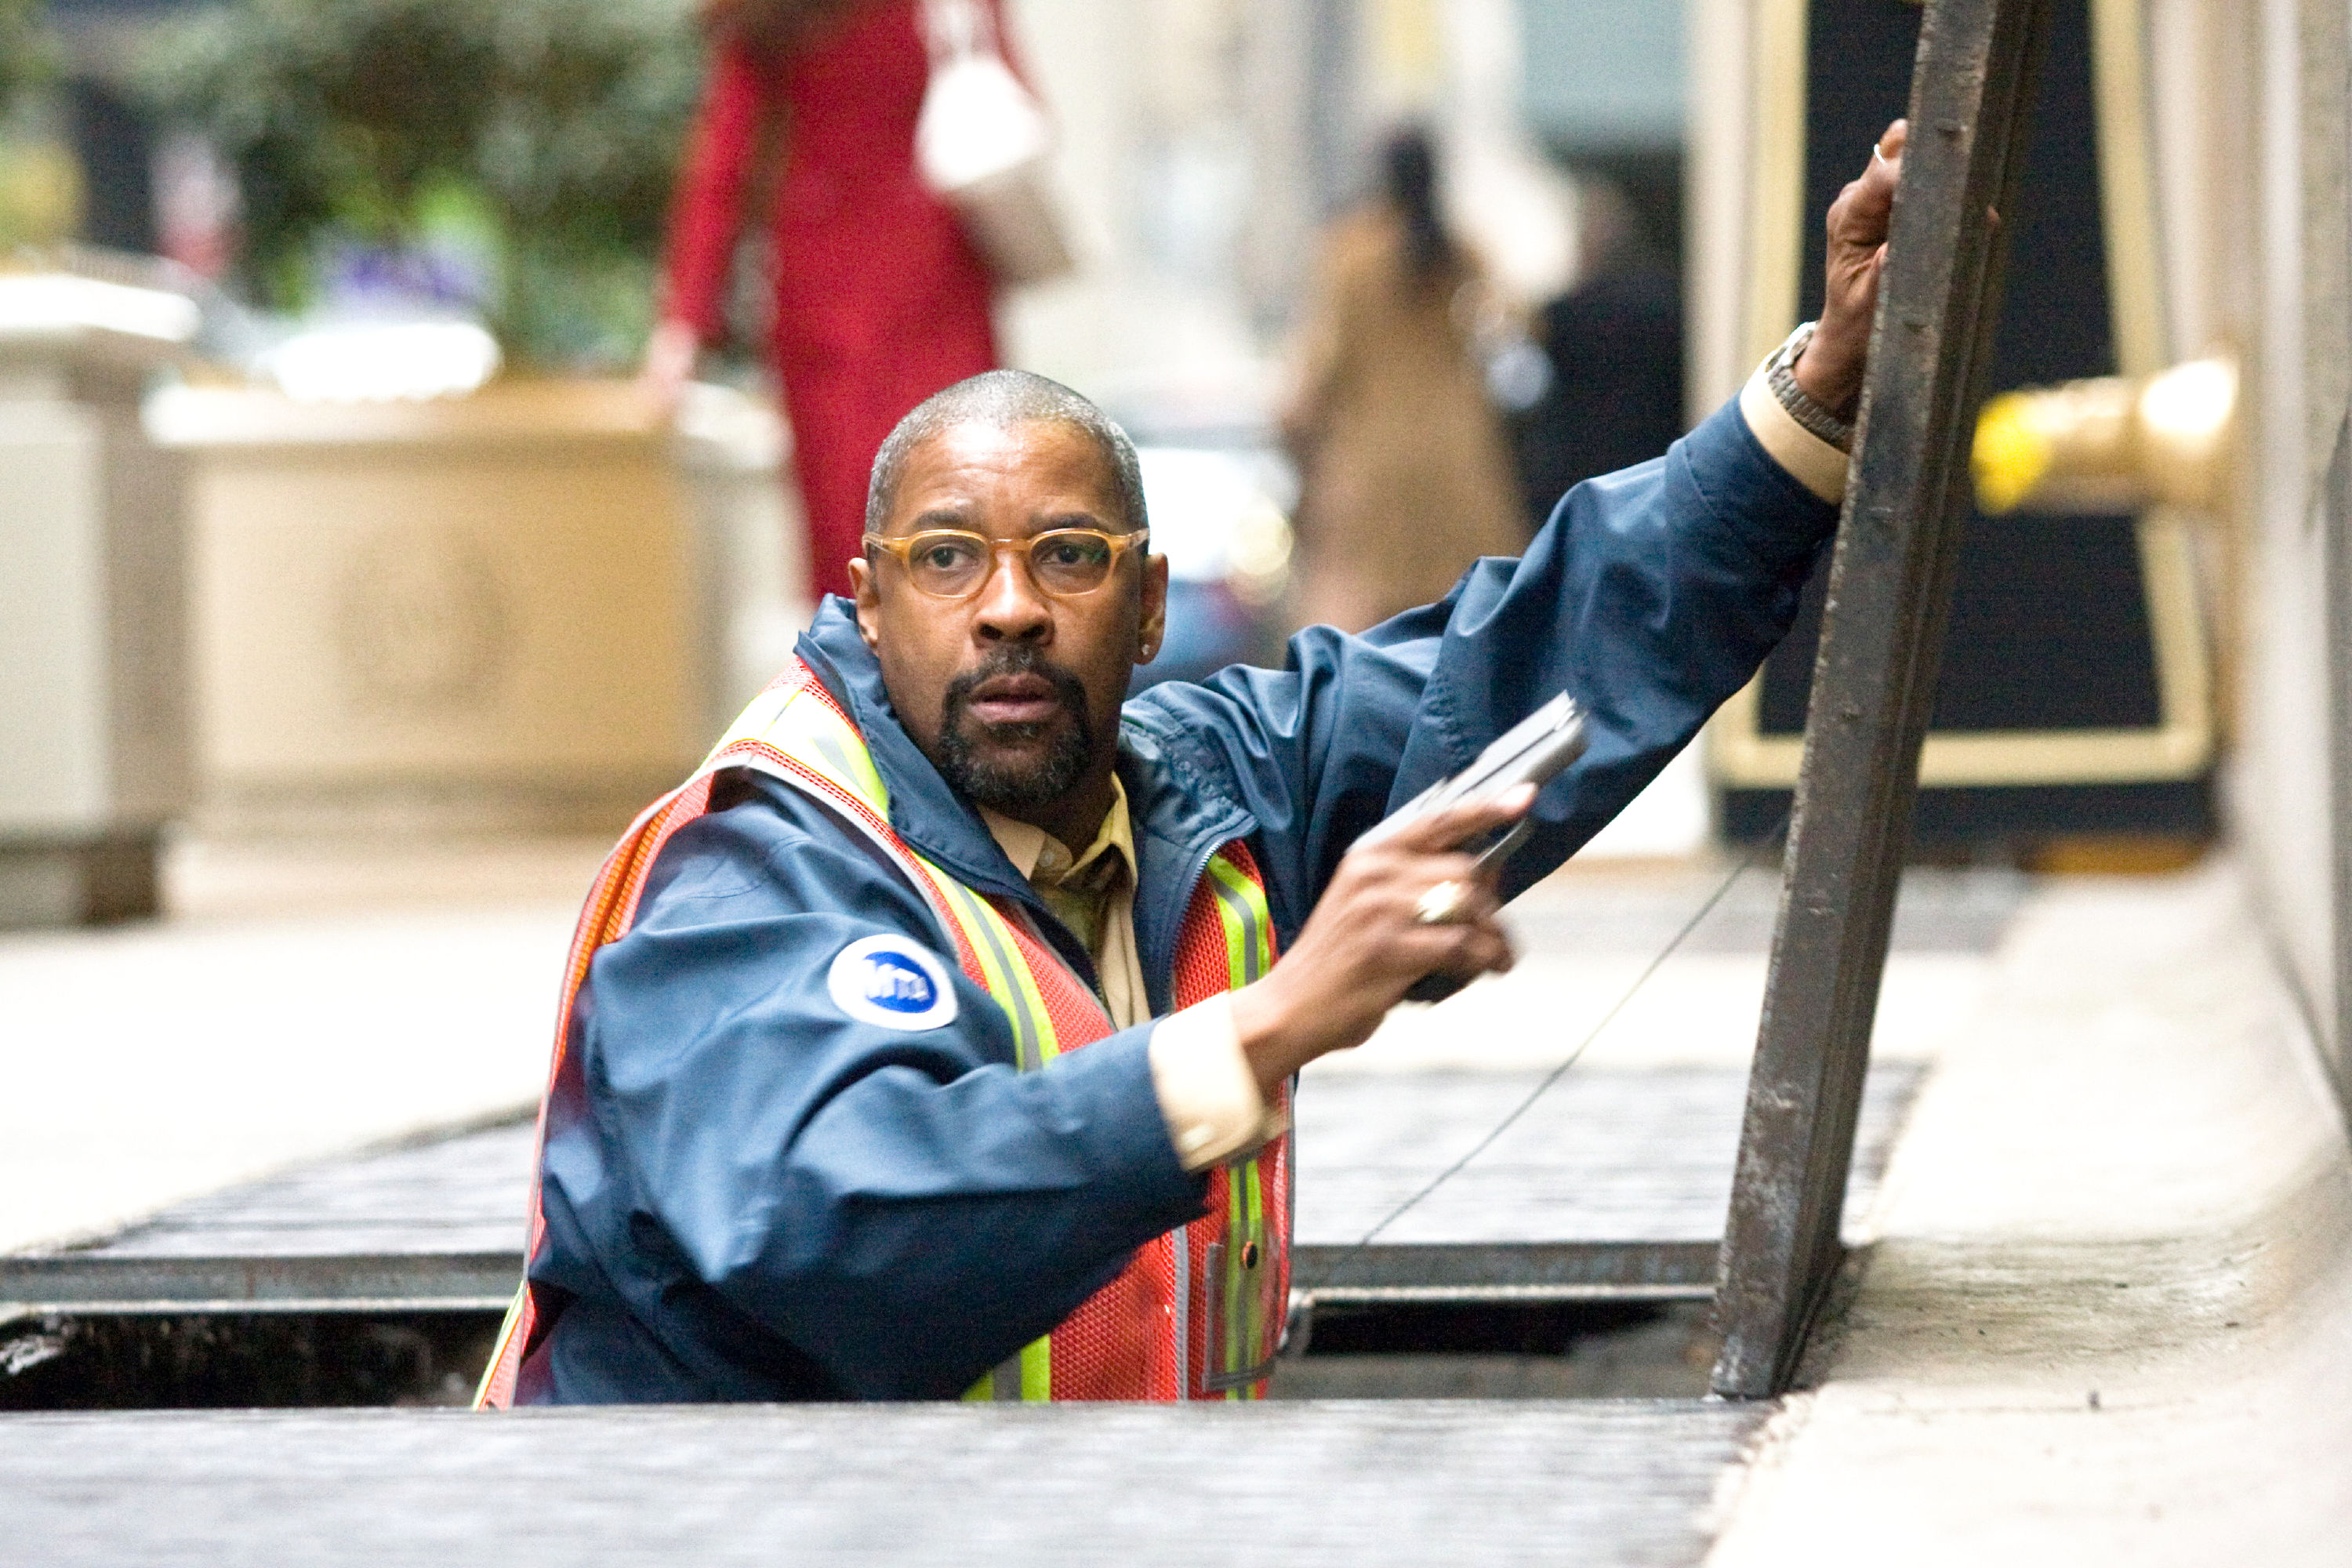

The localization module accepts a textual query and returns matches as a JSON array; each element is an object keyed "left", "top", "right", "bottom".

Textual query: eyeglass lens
[{"left": 905, "top": 532, "right": 1118, "bottom": 597}]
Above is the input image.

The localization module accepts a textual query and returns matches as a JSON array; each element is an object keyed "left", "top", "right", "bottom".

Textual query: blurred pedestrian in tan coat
[{"left": 1279, "top": 126, "right": 1526, "bottom": 633}]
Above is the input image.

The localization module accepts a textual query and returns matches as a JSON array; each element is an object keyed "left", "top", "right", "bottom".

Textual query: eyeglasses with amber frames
[{"left": 862, "top": 527, "right": 1151, "bottom": 601}]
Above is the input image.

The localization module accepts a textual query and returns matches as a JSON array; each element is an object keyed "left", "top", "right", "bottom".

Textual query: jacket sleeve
[
  {"left": 1125, "top": 394, "right": 1839, "bottom": 937},
  {"left": 535, "top": 779, "right": 1204, "bottom": 1400}
]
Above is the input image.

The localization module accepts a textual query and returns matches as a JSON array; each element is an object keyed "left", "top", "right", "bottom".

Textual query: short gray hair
[{"left": 864, "top": 369, "right": 1149, "bottom": 538}]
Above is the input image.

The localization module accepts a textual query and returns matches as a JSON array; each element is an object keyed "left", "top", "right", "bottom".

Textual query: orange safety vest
[{"left": 479, "top": 660, "right": 1292, "bottom": 1406}]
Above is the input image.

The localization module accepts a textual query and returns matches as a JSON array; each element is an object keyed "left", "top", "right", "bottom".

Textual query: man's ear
[
  {"left": 849, "top": 557, "right": 883, "bottom": 650},
  {"left": 1135, "top": 552, "right": 1171, "bottom": 666}
]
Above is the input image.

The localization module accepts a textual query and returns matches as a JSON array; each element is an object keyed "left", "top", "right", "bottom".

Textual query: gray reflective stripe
[
  {"left": 1203, "top": 1349, "right": 1281, "bottom": 1392},
  {"left": 941, "top": 879, "right": 1044, "bottom": 1073},
  {"left": 991, "top": 1356, "right": 1022, "bottom": 1402},
  {"left": 808, "top": 731, "right": 873, "bottom": 804},
  {"left": 1284, "top": 1102, "right": 1296, "bottom": 1274},
  {"left": 1204, "top": 861, "right": 1265, "bottom": 983},
  {"left": 1006, "top": 902, "right": 1112, "bottom": 1034},
  {"left": 1171, "top": 1224, "right": 1189, "bottom": 1399},
  {"left": 1201, "top": 1240, "right": 1224, "bottom": 1385}
]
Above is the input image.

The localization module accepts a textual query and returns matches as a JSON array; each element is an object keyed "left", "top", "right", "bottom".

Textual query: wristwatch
[{"left": 1766, "top": 321, "right": 1857, "bottom": 453}]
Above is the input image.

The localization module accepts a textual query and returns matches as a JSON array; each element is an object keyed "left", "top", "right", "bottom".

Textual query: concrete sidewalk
[
  {"left": 0, "top": 840, "right": 602, "bottom": 1255},
  {"left": 1709, "top": 862, "right": 2352, "bottom": 1565}
]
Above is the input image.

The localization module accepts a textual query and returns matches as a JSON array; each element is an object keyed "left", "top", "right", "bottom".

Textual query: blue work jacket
[{"left": 518, "top": 397, "right": 1838, "bottom": 1404}]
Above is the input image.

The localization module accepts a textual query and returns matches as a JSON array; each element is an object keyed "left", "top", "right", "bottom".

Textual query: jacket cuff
[
  {"left": 1147, "top": 994, "right": 1290, "bottom": 1171},
  {"left": 1740, "top": 359, "right": 1852, "bottom": 504}
]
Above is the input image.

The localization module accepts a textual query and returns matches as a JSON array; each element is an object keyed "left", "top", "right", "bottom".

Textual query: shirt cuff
[
  {"left": 1739, "top": 360, "right": 1851, "bottom": 505},
  {"left": 1147, "top": 993, "right": 1289, "bottom": 1171}
]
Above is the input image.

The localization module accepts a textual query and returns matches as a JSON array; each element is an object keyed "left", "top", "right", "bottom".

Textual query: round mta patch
[{"left": 826, "top": 935, "right": 960, "bottom": 1031}]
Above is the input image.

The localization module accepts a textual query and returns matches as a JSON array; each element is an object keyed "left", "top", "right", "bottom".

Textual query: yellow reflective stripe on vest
[
  {"left": 474, "top": 1282, "right": 530, "bottom": 1407},
  {"left": 1203, "top": 853, "right": 1271, "bottom": 984},
  {"left": 717, "top": 684, "right": 892, "bottom": 815},
  {"left": 701, "top": 683, "right": 793, "bottom": 770},
  {"left": 925, "top": 867, "right": 1058, "bottom": 1072},
  {"left": 1020, "top": 1334, "right": 1051, "bottom": 1399},
  {"left": 930, "top": 861, "right": 1061, "bottom": 1399},
  {"left": 1233, "top": 1161, "right": 1268, "bottom": 1400},
  {"left": 960, "top": 1333, "right": 1052, "bottom": 1403},
  {"left": 1203, "top": 851, "right": 1274, "bottom": 1399}
]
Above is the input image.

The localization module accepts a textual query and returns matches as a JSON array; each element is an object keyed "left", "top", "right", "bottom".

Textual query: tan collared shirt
[
  {"left": 982, "top": 778, "right": 1282, "bottom": 1171},
  {"left": 980, "top": 781, "right": 1147, "bottom": 1030}
]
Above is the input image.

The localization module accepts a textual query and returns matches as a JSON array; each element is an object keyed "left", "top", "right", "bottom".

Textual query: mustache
[{"left": 941, "top": 647, "right": 1091, "bottom": 735}]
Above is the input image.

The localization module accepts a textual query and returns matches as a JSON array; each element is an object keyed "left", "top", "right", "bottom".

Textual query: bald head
[
  {"left": 850, "top": 372, "right": 1169, "bottom": 851},
  {"left": 865, "top": 370, "right": 1149, "bottom": 539}
]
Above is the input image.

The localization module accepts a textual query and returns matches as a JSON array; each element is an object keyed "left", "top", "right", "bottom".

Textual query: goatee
[{"left": 935, "top": 648, "right": 1094, "bottom": 813}]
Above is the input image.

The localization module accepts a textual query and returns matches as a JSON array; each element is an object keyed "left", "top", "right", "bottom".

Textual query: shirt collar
[{"left": 980, "top": 774, "right": 1137, "bottom": 891}]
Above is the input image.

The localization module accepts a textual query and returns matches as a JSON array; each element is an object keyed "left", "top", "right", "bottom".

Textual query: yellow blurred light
[{"left": 1973, "top": 391, "right": 2056, "bottom": 516}]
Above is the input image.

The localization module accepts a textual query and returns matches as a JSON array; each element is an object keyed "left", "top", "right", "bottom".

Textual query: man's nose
[{"left": 972, "top": 545, "right": 1052, "bottom": 642}]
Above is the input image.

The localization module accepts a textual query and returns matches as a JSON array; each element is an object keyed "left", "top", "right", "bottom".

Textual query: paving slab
[{"left": 0, "top": 1399, "right": 1770, "bottom": 1567}]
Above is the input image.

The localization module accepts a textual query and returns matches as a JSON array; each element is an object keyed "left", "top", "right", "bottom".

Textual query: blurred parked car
[{"left": 1129, "top": 440, "right": 1294, "bottom": 689}]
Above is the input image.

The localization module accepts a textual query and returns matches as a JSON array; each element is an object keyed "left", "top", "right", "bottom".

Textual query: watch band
[{"left": 1766, "top": 321, "right": 1857, "bottom": 453}]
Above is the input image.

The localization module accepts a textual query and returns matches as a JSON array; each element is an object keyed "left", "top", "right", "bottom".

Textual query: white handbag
[{"left": 915, "top": 0, "right": 1076, "bottom": 287}]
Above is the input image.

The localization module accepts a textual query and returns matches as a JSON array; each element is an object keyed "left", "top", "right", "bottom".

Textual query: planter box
[
  {"left": 0, "top": 312, "right": 191, "bottom": 927},
  {"left": 148, "top": 379, "right": 708, "bottom": 837}
]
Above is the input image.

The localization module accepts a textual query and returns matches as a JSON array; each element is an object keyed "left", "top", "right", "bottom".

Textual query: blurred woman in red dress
[{"left": 645, "top": 0, "right": 1007, "bottom": 603}]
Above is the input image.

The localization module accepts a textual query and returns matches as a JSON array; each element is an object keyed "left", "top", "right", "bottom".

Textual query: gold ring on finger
[{"left": 1414, "top": 879, "right": 1471, "bottom": 927}]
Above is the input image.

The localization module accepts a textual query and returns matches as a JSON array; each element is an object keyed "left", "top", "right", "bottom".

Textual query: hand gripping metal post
[{"left": 1709, "top": 0, "right": 2055, "bottom": 1399}]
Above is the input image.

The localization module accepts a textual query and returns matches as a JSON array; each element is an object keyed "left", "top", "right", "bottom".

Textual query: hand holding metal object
[
  {"left": 1351, "top": 692, "right": 1585, "bottom": 1000},
  {"left": 1227, "top": 786, "right": 1530, "bottom": 1098},
  {"left": 1357, "top": 691, "right": 1588, "bottom": 866}
]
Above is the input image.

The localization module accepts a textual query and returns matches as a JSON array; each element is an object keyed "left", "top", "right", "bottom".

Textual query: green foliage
[
  {"left": 0, "top": 0, "right": 60, "bottom": 122},
  {"left": 137, "top": 0, "right": 703, "bottom": 368}
]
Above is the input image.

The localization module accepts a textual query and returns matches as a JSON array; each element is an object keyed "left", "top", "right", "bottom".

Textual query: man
[{"left": 481, "top": 125, "right": 1907, "bottom": 1406}]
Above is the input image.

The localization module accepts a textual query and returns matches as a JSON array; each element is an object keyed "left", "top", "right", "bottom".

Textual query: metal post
[{"left": 1711, "top": 0, "right": 2054, "bottom": 1399}]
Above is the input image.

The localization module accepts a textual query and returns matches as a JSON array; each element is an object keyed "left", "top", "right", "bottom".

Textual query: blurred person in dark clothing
[
  {"left": 1277, "top": 125, "right": 1525, "bottom": 635},
  {"left": 644, "top": 0, "right": 1009, "bottom": 604},
  {"left": 1508, "top": 177, "right": 1686, "bottom": 534}
]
